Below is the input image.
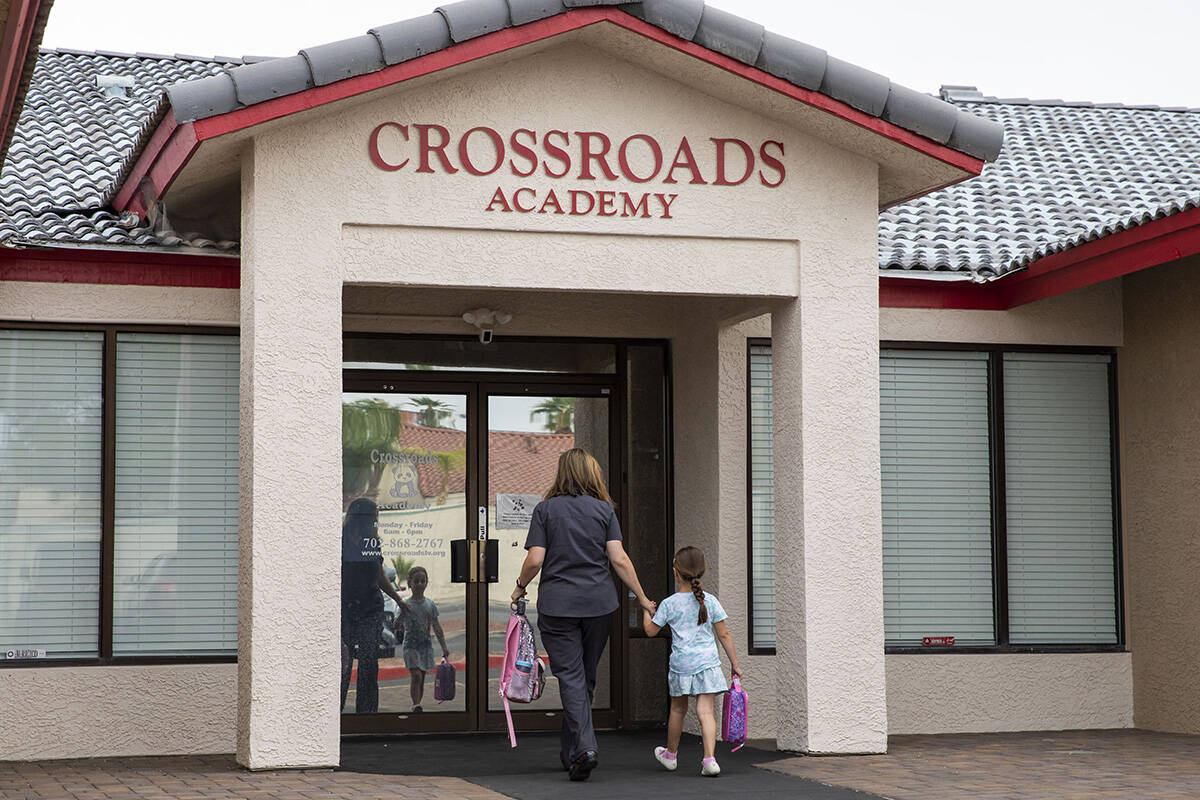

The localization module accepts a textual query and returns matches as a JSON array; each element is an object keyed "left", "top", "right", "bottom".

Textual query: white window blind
[
  {"left": 748, "top": 343, "right": 775, "bottom": 649},
  {"left": 0, "top": 330, "right": 102, "bottom": 659},
  {"left": 113, "top": 333, "right": 239, "bottom": 656},
  {"left": 1003, "top": 353, "right": 1116, "bottom": 644},
  {"left": 881, "top": 350, "right": 994, "bottom": 646}
]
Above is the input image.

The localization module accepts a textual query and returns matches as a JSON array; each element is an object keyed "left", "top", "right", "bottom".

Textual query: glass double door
[{"left": 340, "top": 378, "right": 617, "bottom": 733}]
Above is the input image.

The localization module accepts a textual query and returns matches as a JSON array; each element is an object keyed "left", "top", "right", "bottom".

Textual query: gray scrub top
[{"left": 523, "top": 493, "right": 622, "bottom": 618}]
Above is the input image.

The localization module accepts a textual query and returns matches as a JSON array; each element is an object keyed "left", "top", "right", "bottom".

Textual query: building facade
[{"left": 1, "top": 0, "right": 1195, "bottom": 770}]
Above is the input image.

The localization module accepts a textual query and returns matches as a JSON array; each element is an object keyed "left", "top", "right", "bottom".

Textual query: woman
[
  {"left": 511, "top": 448, "right": 657, "bottom": 781},
  {"left": 340, "top": 497, "right": 406, "bottom": 713}
]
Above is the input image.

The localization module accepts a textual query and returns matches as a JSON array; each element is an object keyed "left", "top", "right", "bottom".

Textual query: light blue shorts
[{"left": 668, "top": 665, "right": 728, "bottom": 696}]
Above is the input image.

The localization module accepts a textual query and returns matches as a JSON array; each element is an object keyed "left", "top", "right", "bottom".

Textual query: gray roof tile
[
  {"left": 436, "top": 0, "right": 511, "bottom": 43},
  {"left": 755, "top": 30, "right": 826, "bottom": 90},
  {"left": 819, "top": 56, "right": 890, "bottom": 117},
  {"left": 168, "top": 72, "right": 238, "bottom": 121},
  {"left": 228, "top": 54, "right": 313, "bottom": 107},
  {"left": 370, "top": 13, "right": 453, "bottom": 66},
  {"left": 881, "top": 84, "right": 957, "bottom": 144},
  {"left": 880, "top": 90, "right": 1200, "bottom": 278},
  {"left": 693, "top": 5, "right": 763, "bottom": 65},
  {"left": 638, "top": 0, "right": 704, "bottom": 40},
  {"left": 508, "top": 0, "right": 568, "bottom": 25},
  {"left": 301, "top": 35, "right": 385, "bottom": 87}
]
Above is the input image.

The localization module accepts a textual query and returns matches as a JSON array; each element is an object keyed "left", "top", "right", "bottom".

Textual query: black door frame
[{"left": 340, "top": 368, "right": 626, "bottom": 735}]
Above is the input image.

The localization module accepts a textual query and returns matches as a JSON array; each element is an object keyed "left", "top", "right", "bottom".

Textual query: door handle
[
  {"left": 484, "top": 539, "right": 498, "bottom": 583},
  {"left": 450, "top": 539, "right": 469, "bottom": 583}
]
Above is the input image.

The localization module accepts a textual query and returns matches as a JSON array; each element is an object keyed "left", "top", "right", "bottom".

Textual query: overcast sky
[{"left": 39, "top": 0, "right": 1200, "bottom": 108}]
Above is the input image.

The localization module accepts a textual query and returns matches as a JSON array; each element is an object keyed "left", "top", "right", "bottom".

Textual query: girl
[
  {"left": 643, "top": 546, "right": 741, "bottom": 777},
  {"left": 399, "top": 565, "right": 449, "bottom": 712}
]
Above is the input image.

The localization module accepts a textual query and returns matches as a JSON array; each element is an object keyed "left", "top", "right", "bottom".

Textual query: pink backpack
[
  {"left": 499, "top": 599, "right": 546, "bottom": 747},
  {"left": 721, "top": 676, "right": 749, "bottom": 751},
  {"left": 434, "top": 657, "right": 455, "bottom": 702}
]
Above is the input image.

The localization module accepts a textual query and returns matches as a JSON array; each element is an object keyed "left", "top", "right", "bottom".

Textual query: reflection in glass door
[
  {"left": 484, "top": 392, "right": 614, "bottom": 716},
  {"left": 341, "top": 392, "right": 469, "bottom": 718}
]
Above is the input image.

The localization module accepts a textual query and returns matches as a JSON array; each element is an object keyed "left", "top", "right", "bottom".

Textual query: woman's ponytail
[
  {"left": 690, "top": 577, "right": 708, "bottom": 625},
  {"left": 673, "top": 545, "right": 709, "bottom": 625}
]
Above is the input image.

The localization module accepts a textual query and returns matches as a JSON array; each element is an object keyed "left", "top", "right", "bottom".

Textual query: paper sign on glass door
[{"left": 496, "top": 493, "right": 542, "bottom": 529}]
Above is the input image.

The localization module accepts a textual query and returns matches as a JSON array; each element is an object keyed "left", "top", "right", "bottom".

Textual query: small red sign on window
[{"left": 921, "top": 636, "right": 955, "bottom": 647}]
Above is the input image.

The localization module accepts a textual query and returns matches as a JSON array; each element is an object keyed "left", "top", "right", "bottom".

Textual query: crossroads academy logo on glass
[{"left": 368, "top": 122, "right": 786, "bottom": 220}]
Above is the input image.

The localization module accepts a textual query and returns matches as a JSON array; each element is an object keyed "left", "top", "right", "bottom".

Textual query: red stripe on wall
[{"left": 0, "top": 248, "right": 238, "bottom": 288}]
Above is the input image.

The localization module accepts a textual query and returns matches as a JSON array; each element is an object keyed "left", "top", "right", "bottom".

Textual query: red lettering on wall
[
  {"left": 485, "top": 186, "right": 512, "bottom": 212},
  {"left": 539, "top": 189, "right": 565, "bottom": 214},
  {"left": 509, "top": 129, "right": 538, "bottom": 178},
  {"left": 621, "top": 193, "right": 651, "bottom": 218},
  {"left": 576, "top": 131, "right": 619, "bottom": 180},
  {"left": 458, "top": 126, "right": 505, "bottom": 176},
  {"left": 758, "top": 140, "right": 786, "bottom": 188},
  {"left": 596, "top": 190, "right": 618, "bottom": 216},
  {"left": 618, "top": 134, "right": 663, "bottom": 183},
  {"left": 512, "top": 187, "right": 536, "bottom": 212},
  {"left": 542, "top": 130, "right": 571, "bottom": 179},
  {"left": 712, "top": 138, "right": 754, "bottom": 186},
  {"left": 569, "top": 189, "right": 595, "bottom": 215},
  {"left": 368, "top": 122, "right": 409, "bottom": 171},
  {"left": 663, "top": 137, "right": 707, "bottom": 185},
  {"left": 415, "top": 123, "right": 458, "bottom": 174},
  {"left": 655, "top": 193, "right": 678, "bottom": 219}
]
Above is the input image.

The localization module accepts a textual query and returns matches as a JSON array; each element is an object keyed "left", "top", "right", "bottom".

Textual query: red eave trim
[
  {"left": 0, "top": 246, "right": 239, "bottom": 288},
  {"left": 882, "top": 204, "right": 1200, "bottom": 310},
  {"left": 0, "top": 0, "right": 45, "bottom": 156},
  {"left": 115, "top": 7, "right": 983, "bottom": 214}
]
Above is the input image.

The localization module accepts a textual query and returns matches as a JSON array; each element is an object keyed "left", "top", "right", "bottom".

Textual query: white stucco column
[
  {"left": 772, "top": 244, "right": 886, "bottom": 753},
  {"left": 237, "top": 140, "right": 343, "bottom": 768}
]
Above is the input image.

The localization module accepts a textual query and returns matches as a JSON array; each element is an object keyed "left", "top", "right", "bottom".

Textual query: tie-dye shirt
[{"left": 652, "top": 591, "right": 727, "bottom": 675}]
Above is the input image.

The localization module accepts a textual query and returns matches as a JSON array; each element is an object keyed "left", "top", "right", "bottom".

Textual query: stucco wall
[
  {"left": 0, "top": 664, "right": 236, "bottom": 760},
  {"left": 880, "top": 280, "right": 1122, "bottom": 346},
  {"left": 886, "top": 654, "right": 1132, "bottom": 734},
  {"left": 1121, "top": 257, "right": 1200, "bottom": 733},
  {"left": 0, "top": 280, "right": 237, "bottom": 324}
]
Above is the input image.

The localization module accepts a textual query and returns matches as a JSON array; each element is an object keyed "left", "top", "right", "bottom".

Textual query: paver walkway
[
  {"left": 764, "top": 729, "right": 1200, "bottom": 800},
  {"left": 0, "top": 754, "right": 506, "bottom": 800}
]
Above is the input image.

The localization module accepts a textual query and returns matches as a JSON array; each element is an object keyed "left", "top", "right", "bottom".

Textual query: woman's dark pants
[
  {"left": 537, "top": 612, "right": 612, "bottom": 765},
  {"left": 340, "top": 610, "right": 383, "bottom": 713}
]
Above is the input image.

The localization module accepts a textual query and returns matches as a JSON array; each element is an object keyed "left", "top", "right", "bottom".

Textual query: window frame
[
  {"left": 745, "top": 337, "right": 776, "bottom": 655},
  {"left": 1, "top": 321, "right": 239, "bottom": 669},
  {"left": 882, "top": 341, "right": 1125, "bottom": 655}
]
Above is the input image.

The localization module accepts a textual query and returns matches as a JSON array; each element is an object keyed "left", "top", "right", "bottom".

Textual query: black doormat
[{"left": 340, "top": 729, "right": 883, "bottom": 800}]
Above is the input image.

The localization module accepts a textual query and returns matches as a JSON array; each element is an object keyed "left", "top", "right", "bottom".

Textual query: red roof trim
[
  {"left": 115, "top": 7, "right": 982, "bottom": 214},
  {"left": 881, "top": 204, "right": 1200, "bottom": 309},
  {"left": 0, "top": 246, "right": 238, "bottom": 288},
  {"left": 0, "top": 0, "right": 45, "bottom": 160}
]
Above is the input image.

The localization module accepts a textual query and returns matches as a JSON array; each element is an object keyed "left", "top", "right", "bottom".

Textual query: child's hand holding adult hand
[{"left": 639, "top": 596, "right": 657, "bottom": 614}]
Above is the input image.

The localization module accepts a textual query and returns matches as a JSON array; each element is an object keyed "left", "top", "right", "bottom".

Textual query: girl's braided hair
[{"left": 672, "top": 546, "right": 708, "bottom": 625}]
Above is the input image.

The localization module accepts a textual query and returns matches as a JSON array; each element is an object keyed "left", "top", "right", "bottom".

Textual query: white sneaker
[
  {"left": 701, "top": 758, "right": 721, "bottom": 777},
  {"left": 653, "top": 746, "right": 678, "bottom": 771}
]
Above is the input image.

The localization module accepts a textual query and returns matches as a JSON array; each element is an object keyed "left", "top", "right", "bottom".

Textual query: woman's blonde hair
[{"left": 545, "top": 448, "right": 613, "bottom": 505}]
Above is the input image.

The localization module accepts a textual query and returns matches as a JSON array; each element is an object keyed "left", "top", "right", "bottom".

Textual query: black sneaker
[{"left": 568, "top": 750, "right": 598, "bottom": 781}]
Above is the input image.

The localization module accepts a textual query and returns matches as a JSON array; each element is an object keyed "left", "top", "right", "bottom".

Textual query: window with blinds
[
  {"left": 0, "top": 330, "right": 103, "bottom": 659},
  {"left": 113, "top": 333, "right": 239, "bottom": 656},
  {"left": 747, "top": 342, "right": 776, "bottom": 650},
  {"left": 881, "top": 350, "right": 995, "bottom": 646},
  {"left": 1003, "top": 353, "right": 1116, "bottom": 644}
]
